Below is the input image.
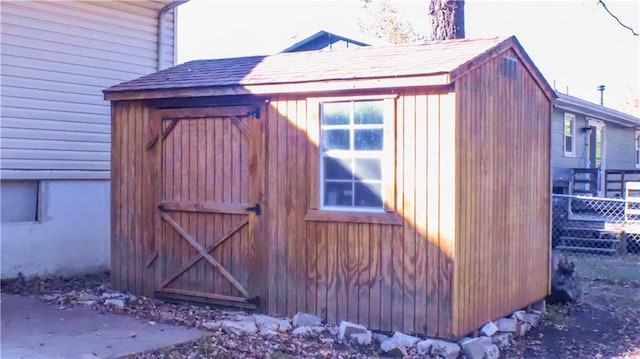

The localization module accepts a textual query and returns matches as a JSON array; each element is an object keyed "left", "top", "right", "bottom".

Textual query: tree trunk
[{"left": 429, "top": 0, "right": 465, "bottom": 40}]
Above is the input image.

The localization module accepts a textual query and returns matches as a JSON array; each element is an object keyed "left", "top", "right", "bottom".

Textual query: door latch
[{"left": 246, "top": 203, "right": 261, "bottom": 216}]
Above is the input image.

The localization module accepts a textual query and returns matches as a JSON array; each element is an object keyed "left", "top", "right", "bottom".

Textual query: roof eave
[
  {"left": 104, "top": 73, "right": 452, "bottom": 101},
  {"left": 554, "top": 98, "right": 640, "bottom": 128}
]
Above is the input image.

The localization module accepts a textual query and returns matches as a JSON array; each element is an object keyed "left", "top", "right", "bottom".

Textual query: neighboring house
[
  {"left": 281, "top": 30, "right": 372, "bottom": 52},
  {"left": 0, "top": 0, "right": 183, "bottom": 278},
  {"left": 104, "top": 36, "right": 554, "bottom": 339},
  {"left": 552, "top": 92, "right": 640, "bottom": 197}
]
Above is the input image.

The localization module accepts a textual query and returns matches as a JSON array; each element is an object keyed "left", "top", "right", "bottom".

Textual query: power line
[{"left": 597, "top": 0, "right": 639, "bottom": 36}]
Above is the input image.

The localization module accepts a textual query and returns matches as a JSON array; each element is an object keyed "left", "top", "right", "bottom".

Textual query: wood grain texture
[
  {"left": 111, "top": 103, "right": 263, "bottom": 305},
  {"left": 110, "top": 44, "right": 551, "bottom": 338},
  {"left": 452, "top": 49, "right": 551, "bottom": 337},
  {"left": 402, "top": 91, "right": 417, "bottom": 334}
]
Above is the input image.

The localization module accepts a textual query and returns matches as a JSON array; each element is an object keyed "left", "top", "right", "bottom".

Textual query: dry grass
[{"left": 572, "top": 254, "right": 640, "bottom": 283}]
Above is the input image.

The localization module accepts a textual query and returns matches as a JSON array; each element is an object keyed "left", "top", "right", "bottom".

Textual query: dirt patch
[{"left": 503, "top": 278, "right": 640, "bottom": 359}]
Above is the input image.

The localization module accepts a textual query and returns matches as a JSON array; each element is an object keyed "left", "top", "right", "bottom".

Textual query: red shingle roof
[{"left": 105, "top": 37, "right": 510, "bottom": 94}]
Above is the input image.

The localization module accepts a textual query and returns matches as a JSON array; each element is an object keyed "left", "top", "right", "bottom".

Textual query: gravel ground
[{"left": 3, "top": 272, "right": 640, "bottom": 358}]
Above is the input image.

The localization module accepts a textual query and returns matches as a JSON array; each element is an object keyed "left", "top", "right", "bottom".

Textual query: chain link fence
[
  {"left": 552, "top": 194, "right": 640, "bottom": 255},
  {"left": 552, "top": 193, "right": 640, "bottom": 282}
]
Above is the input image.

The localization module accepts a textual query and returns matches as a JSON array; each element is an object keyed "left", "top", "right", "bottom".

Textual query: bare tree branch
[{"left": 597, "top": 0, "right": 639, "bottom": 36}]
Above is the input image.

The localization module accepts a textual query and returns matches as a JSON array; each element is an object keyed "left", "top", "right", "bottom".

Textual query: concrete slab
[{"left": 1, "top": 293, "right": 203, "bottom": 359}]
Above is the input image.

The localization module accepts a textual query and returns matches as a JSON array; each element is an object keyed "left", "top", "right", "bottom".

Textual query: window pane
[
  {"left": 565, "top": 137, "right": 573, "bottom": 153},
  {"left": 323, "top": 102, "right": 350, "bottom": 125},
  {"left": 354, "top": 182, "right": 382, "bottom": 208},
  {"left": 1, "top": 180, "right": 38, "bottom": 223},
  {"left": 354, "top": 158, "right": 381, "bottom": 180},
  {"left": 324, "top": 182, "right": 353, "bottom": 206},
  {"left": 322, "top": 129, "right": 350, "bottom": 150},
  {"left": 354, "top": 129, "right": 383, "bottom": 150},
  {"left": 564, "top": 118, "right": 573, "bottom": 136},
  {"left": 354, "top": 101, "right": 383, "bottom": 124},
  {"left": 324, "top": 157, "right": 352, "bottom": 180}
]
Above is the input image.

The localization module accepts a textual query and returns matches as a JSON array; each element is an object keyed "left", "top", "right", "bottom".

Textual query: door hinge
[
  {"left": 246, "top": 203, "right": 261, "bottom": 216},
  {"left": 247, "top": 107, "right": 260, "bottom": 119}
]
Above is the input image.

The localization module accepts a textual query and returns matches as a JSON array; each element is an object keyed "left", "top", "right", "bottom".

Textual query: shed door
[{"left": 152, "top": 106, "right": 263, "bottom": 309}]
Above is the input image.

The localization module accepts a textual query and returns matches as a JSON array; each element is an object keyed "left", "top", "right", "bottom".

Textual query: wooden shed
[{"left": 104, "top": 36, "right": 555, "bottom": 339}]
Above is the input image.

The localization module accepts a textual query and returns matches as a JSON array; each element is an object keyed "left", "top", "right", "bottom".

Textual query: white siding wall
[
  {"left": 552, "top": 107, "right": 638, "bottom": 182},
  {"left": 606, "top": 124, "right": 636, "bottom": 170},
  {"left": 0, "top": 0, "right": 175, "bottom": 180},
  {"left": 0, "top": 1, "right": 177, "bottom": 279},
  {"left": 551, "top": 108, "right": 588, "bottom": 181}
]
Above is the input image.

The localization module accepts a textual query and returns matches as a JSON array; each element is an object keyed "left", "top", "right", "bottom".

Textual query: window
[
  {"left": 636, "top": 131, "right": 640, "bottom": 168},
  {"left": 1, "top": 180, "right": 39, "bottom": 223},
  {"left": 320, "top": 100, "right": 385, "bottom": 211},
  {"left": 563, "top": 113, "right": 576, "bottom": 157}
]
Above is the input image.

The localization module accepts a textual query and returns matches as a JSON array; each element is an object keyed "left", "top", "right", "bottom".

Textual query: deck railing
[
  {"left": 570, "top": 168, "right": 599, "bottom": 196},
  {"left": 569, "top": 168, "right": 640, "bottom": 198},
  {"left": 606, "top": 169, "right": 640, "bottom": 198}
]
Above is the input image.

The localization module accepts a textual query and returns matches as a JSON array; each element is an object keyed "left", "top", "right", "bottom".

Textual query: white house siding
[
  {"left": 605, "top": 125, "right": 635, "bottom": 170},
  {"left": 0, "top": 1, "right": 177, "bottom": 278},
  {"left": 551, "top": 109, "right": 588, "bottom": 182},
  {"left": 551, "top": 109, "right": 637, "bottom": 174},
  {"left": 552, "top": 100, "right": 640, "bottom": 197},
  {"left": 1, "top": 1, "right": 174, "bottom": 178}
]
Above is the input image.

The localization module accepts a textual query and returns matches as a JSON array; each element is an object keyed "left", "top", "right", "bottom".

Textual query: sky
[{"left": 176, "top": 0, "right": 640, "bottom": 115}]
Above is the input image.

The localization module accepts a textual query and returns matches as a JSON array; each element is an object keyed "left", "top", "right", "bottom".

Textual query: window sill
[{"left": 304, "top": 209, "right": 403, "bottom": 225}]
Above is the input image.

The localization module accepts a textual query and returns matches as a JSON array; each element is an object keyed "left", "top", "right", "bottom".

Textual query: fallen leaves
[{"left": 4, "top": 272, "right": 640, "bottom": 359}]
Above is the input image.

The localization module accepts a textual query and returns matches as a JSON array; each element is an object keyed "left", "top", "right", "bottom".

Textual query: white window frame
[
  {"left": 563, "top": 113, "right": 576, "bottom": 157},
  {"left": 319, "top": 100, "right": 387, "bottom": 212},
  {"left": 635, "top": 130, "right": 640, "bottom": 168}
]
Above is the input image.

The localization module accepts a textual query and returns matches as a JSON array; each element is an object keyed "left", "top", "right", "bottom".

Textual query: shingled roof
[{"left": 104, "top": 36, "right": 553, "bottom": 101}]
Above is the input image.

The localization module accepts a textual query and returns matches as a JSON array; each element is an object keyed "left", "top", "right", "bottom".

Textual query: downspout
[{"left": 158, "top": 0, "right": 190, "bottom": 70}]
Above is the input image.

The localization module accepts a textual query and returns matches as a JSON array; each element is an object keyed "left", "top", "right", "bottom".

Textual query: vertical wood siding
[
  {"left": 112, "top": 102, "right": 258, "bottom": 301},
  {"left": 156, "top": 116, "right": 252, "bottom": 299},
  {"left": 111, "top": 52, "right": 551, "bottom": 339},
  {"left": 1, "top": 1, "right": 174, "bottom": 179},
  {"left": 263, "top": 92, "right": 456, "bottom": 337},
  {"left": 111, "top": 101, "right": 154, "bottom": 294},
  {"left": 454, "top": 49, "right": 551, "bottom": 337}
]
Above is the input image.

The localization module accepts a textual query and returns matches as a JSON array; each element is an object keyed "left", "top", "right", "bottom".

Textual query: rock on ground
[
  {"left": 292, "top": 312, "right": 321, "bottom": 327},
  {"left": 218, "top": 320, "right": 258, "bottom": 336},
  {"left": 460, "top": 337, "right": 487, "bottom": 359},
  {"left": 252, "top": 314, "right": 291, "bottom": 333},
  {"left": 492, "top": 333, "right": 513, "bottom": 350},
  {"left": 429, "top": 339, "right": 461, "bottom": 359},
  {"left": 380, "top": 340, "right": 407, "bottom": 357},
  {"left": 482, "top": 321, "right": 499, "bottom": 336},
  {"left": 485, "top": 343, "right": 500, "bottom": 359},
  {"left": 338, "top": 321, "right": 368, "bottom": 339},
  {"left": 496, "top": 317, "right": 518, "bottom": 333}
]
